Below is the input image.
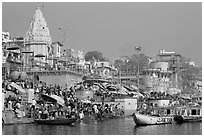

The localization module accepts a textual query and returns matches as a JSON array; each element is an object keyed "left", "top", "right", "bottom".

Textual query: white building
[{"left": 92, "top": 61, "right": 117, "bottom": 79}]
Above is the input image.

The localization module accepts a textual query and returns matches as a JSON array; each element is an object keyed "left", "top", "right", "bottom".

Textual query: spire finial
[{"left": 37, "top": 2, "right": 40, "bottom": 9}]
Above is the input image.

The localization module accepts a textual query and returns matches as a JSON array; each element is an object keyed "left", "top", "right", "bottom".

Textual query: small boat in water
[
  {"left": 133, "top": 113, "right": 173, "bottom": 126},
  {"left": 174, "top": 105, "right": 202, "bottom": 123},
  {"left": 34, "top": 117, "right": 77, "bottom": 125}
]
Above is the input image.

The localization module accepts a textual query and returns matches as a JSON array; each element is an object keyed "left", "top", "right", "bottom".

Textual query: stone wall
[{"left": 38, "top": 73, "right": 82, "bottom": 88}]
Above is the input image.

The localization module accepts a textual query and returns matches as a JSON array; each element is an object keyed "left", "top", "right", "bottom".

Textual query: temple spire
[
  {"left": 24, "top": 5, "right": 52, "bottom": 68},
  {"left": 25, "top": 5, "right": 51, "bottom": 44}
]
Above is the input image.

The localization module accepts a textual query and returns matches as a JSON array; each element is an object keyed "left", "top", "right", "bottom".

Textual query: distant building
[
  {"left": 92, "top": 61, "right": 117, "bottom": 79},
  {"left": 2, "top": 32, "right": 24, "bottom": 77},
  {"left": 51, "top": 41, "right": 63, "bottom": 58},
  {"left": 2, "top": 32, "right": 10, "bottom": 43},
  {"left": 65, "top": 49, "right": 85, "bottom": 63},
  {"left": 157, "top": 49, "right": 182, "bottom": 72}
]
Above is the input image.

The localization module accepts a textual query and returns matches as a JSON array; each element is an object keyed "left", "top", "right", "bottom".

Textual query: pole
[
  {"left": 137, "top": 57, "right": 139, "bottom": 87},
  {"left": 135, "top": 46, "right": 141, "bottom": 91},
  {"left": 119, "top": 69, "right": 121, "bottom": 85}
]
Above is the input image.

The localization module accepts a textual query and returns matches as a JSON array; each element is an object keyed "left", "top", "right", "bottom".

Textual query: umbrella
[
  {"left": 35, "top": 54, "right": 45, "bottom": 58},
  {"left": 50, "top": 94, "right": 65, "bottom": 105},
  {"left": 123, "top": 85, "right": 134, "bottom": 91},
  {"left": 118, "top": 86, "right": 128, "bottom": 95},
  {"left": 94, "top": 83, "right": 105, "bottom": 90},
  {"left": 130, "top": 85, "right": 138, "bottom": 90},
  {"left": 106, "top": 86, "right": 117, "bottom": 91},
  {"left": 42, "top": 94, "right": 65, "bottom": 105},
  {"left": 101, "top": 82, "right": 109, "bottom": 87},
  {"left": 127, "top": 91, "right": 138, "bottom": 95},
  {"left": 9, "top": 82, "right": 26, "bottom": 93}
]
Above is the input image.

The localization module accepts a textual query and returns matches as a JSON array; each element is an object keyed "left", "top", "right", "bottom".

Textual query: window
[
  {"left": 167, "top": 109, "right": 171, "bottom": 114},
  {"left": 191, "top": 109, "right": 197, "bottom": 115},
  {"left": 197, "top": 109, "right": 200, "bottom": 115}
]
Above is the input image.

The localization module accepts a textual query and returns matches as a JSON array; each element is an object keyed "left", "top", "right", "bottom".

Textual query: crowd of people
[
  {"left": 30, "top": 82, "right": 125, "bottom": 121},
  {"left": 2, "top": 78, "right": 125, "bottom": 121}
]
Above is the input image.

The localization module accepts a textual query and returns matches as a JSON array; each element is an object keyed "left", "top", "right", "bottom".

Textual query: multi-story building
[
  {"left": 141, "top": 50, "right": 183, "bottom": 94},
  {"left": 157, "top": 49, "right": 182, "bottom": 72},
  {"left": 2, "top": 32, "right": 24, "bottom": 77}
]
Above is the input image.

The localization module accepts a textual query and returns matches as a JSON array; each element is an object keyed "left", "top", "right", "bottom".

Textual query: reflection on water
[{"left": 2, "top": 117, "right": 202, "bottom": 135}]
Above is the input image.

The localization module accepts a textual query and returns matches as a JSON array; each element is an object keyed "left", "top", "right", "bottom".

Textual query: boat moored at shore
[
  {"left": 34, "top": 117, "right": 77, "bottom": 125},
  {"left": 174, "top": 105, "right": 202, "bottom": 123},
  {"left": 133, "top": 112, "right": 173, "bottom": 126}
]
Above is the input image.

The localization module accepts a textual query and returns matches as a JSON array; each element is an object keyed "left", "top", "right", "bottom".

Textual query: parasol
[{"left": 10, "top": 82, "right": 26, "bottom": 93}]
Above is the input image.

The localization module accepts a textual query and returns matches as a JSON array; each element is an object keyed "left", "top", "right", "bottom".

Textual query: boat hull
[
  {"left": 34, "top": 118, "right": 77, "bottom": 125},
  {"left": 174, "top": 115, "right": 202, "bottom": 123},
  {"left": 133, "top": 113, "right": 173, "bottom": 126}
]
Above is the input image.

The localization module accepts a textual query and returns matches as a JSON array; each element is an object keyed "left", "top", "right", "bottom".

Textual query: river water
[{"left": 2, "top": 117, "right": 202, "bottom": 135}]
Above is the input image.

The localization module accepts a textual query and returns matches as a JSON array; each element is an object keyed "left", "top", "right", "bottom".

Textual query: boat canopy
[{"left": 42, "top": 94, "right": 65, "bottom": 106}]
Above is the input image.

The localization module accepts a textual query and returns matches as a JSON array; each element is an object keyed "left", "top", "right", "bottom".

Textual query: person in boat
[
  {"left": 65, "top": 105, "right": 72, "bottom": 118},
  {"left": 87, "top": 105, "right": 92, "bottom": 116},
  {"left": 92, "top": 104, "right": 100, "bottom": 120},
  {"left": 31, "top": 99, "right": 37, "bottom": 110},
  {"left": 73, "top": 108, "right": 78, "bottom": 118},
  {"left": 79, "top": 110, "right": 84, "bottom": 120},
  {"left": 57, "top": 105, "right": 64, "bottom": 118},
  {"left": 48, "top": 104, "right": 56, "bottom": 119},
  {"left": 42, "top": 108, "right": 49, "bottom": 119}
]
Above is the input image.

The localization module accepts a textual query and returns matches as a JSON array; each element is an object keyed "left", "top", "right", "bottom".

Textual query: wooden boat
[
  {"left": 133, "top": 112, "right": 173, "bottom": 126},
  {"left": 34, "top": 117, "right": 77, "bottom": 125},
  {"left": 174, "top": 105, "right": 202, "bottom": 123}
]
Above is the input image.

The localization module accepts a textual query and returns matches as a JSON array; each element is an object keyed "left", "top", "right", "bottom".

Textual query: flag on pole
[{"left": 135, "top": 46, "right": 141, "bottom": 51}]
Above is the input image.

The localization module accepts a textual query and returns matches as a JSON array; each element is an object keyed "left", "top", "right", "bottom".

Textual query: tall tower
[{"left": 24, "top": 6, "right": 52, "bottom": 68}]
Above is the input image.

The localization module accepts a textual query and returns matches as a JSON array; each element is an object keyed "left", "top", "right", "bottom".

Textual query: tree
[
  {"left": 113, "top": 54, "right": 150, "bottom": 74},
  {"left": 129, "top": 54, "right": 150, "bottom": 74},
  {"left": 85, "top": 51, "right": 107, "bottom": 61}
]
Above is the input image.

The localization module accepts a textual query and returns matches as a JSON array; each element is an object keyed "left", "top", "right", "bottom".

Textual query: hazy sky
[{"left": 2, "top": 2, "right": 202, "bottom": 66}]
